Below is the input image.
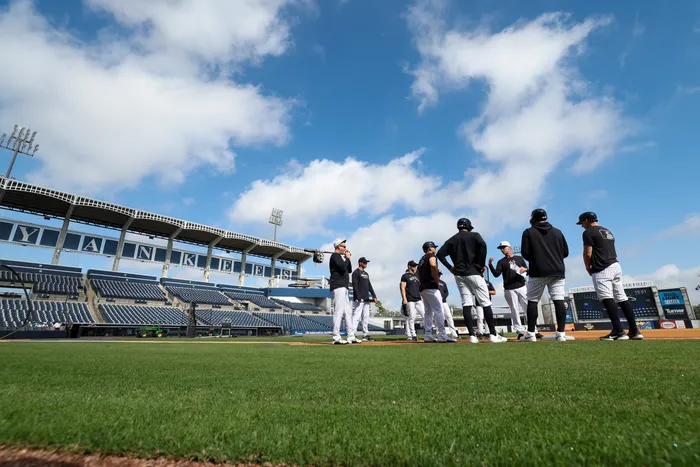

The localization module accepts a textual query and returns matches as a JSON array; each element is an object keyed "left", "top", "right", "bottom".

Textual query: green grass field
[{"left": 1, "top": 339, "right": 699, "bottom": 466}]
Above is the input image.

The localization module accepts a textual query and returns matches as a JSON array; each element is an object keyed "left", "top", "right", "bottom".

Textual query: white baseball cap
[
  {"left": 497, "top": 241, "right": 511, "bottom": 249},
  {"left": 333, "top": 238, "right": 347, "bottom": 248}
]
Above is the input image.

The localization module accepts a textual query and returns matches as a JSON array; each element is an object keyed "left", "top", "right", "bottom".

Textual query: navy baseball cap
[
  {"left": 407, "top": 260, "right": 418, "bottom": 267},
  {"left": 422, "top": 241, "right": 438, "bottom": 252},
  {"left": 530, "top": 208, "right": 548, "bottom": 223},
  {"left": 358, "top": 257, "right": 369, "bottom": 264},
  {"left": 457, "top": 218, "right": 473, "bottom": 231},
  {"left": 576, "top": 212, "right": 598, "bottom": 225}
]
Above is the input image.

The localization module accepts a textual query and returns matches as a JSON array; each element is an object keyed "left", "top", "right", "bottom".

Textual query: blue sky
[{"left": 0, "top": 0, "right": 698, "bottom": 308}]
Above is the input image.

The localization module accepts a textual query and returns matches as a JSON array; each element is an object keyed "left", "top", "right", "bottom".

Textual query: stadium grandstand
[{"left": 0, "top": 176, "right": 696, "bottom": 338}]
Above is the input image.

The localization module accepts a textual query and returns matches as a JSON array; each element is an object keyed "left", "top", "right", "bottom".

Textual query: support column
[
  {"left": 268, "top": 251, "right": 285, "bottom": 287},
  {"left": 203, "top": 236, "right": 223, "bottom": 282},
  {"left": 296, "top": 257, "right": 308, "bottom": 281},
  {"left": 238, "top": 243, "right": 258, "bottom": 286},
  {"left": 51, "top": 205, "right": 75, "bottom": 265},
  {"left": 161, "top": 227, "right": 182, "bottom": 278},
  {"left": 112, "top": 218, "right": 134, "bottom": 271}
]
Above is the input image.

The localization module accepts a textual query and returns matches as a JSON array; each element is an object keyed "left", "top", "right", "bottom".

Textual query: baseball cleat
[
  {"left": 347, "top": 337, "right": 362, "bottom": 344},
  {"left": 535, "top": 333, "right": 544, "bottom": 340},
  {"left": 599, "top": 332, "right": 629, "bottom": 341},
  {"left": 489, "top": 334, "right": 508, "bottom": 343},
  {"left": 437, "top": 337, "right": 456, "bottom": 343},
  {"left": 333, "top": 339, "right": 348, "bottom": 345},
  {"left": 520, "top": 333, "right": 536, "bottom": 342},
  {"left": 424, "top": 335, "right": 437, "bottom": 342},
  {"left": 628, "top": 331, "right": 644, "bottom": 340},
  {"left": 555, "top": 331, "right": 567, "bottom": 342},
  {"left": 469, "top": 335, "right": 479, "bottom": 344}
]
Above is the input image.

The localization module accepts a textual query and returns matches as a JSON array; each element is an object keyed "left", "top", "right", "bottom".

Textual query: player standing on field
[
  {"left": 489, "top": 241, "right": 528, "bottom": 339},
  {"left": 329, "top": 239, "right": 361, "bottom": 345},
  {"left": 437, "top": 218, "right": 507, "bottom": 344},
  {"left": 400, "top": 261, "right": 421, "bottom": 341},
  {"left": 418, "top": 242, "right": 455, "bottom": 343},
  {"left": 351, "top": 257, "right": 377, "bottom": 341},
  {"left": 472, "top": 271, "right": 496, "bottom": 337},
  {"left": 521, "top": 209, "right": 569, "bottom": 342},
  {"left": 577, "top": 212, "right": 644, "bottom": 341},
  {"left": 438, "top": 271, "right": 460, "bottom": 339}
]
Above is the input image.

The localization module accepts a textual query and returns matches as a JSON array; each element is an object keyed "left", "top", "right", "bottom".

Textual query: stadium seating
[
  {"left": 253, "top": 312, "right": 330, "bottom": 332},
  {"left": 92, "top": 278, "right": 166, "bottom": 301},
  {"left": 272, "top": 298, "right": 322, "bottom": 312},
  {"left": 0, "top": 271, "right": 82, "bottom": 295},
  {"left": 224, "top": 292, "right": 280, "bottom": 309},
  {"left": 99, "top": 304, "right": 190, "bottom": 326},
  {"left": 302, "top": 314, "right": 385, "bottom": 332},
  {"left": 165, "top": 286, "right": 231, "bottom": 305},
  {"left": 0, "top": 299, "right": 94, "bottom": 327},
  {"left": 197, "top": 310, "right": 278, "bottom": 328}
]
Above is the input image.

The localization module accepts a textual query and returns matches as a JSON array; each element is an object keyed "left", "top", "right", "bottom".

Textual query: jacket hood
[{"left": 533, "top": 222, "right": 553, "bottom": 233}]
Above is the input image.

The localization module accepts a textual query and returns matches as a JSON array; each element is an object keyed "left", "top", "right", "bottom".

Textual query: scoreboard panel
[{"left": 570, "top": 282, "right": 661, "bottom": 322}]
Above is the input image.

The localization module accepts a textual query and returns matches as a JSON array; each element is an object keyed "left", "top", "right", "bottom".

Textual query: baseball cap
[
  {"left": 530, "top": 208, "right": 548, "bottom": 223},
  {"left": 497, "top": 241, "right": 511, "bottom": 250},
  {"left": 576, "top": 211, "right": 598, "bottom": 225},
  {"left": 407, "top": 260, "right": 418, "bottom": 267},
  {"left": 457, "top": 217, "right": 473, "bottom": 231},
  {"left": 333, "top": 238, "right": 346, "bottom": 248},
  {"left": 358, "top": 257, "right": 369, "bottom": 264},
  {"left": 422, "top": 241, "right": 438, "bottom": 252}
]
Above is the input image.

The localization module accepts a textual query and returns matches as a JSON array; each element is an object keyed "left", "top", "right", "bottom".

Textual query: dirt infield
[
  {"left": 0, "top": 445, "right": 293, "bottom": 467},
  {"left": 2, "top": 329, "right": 699, "bottom": 346}
]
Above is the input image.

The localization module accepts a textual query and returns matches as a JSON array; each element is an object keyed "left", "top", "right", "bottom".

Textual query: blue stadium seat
[
  {"left": 165, "top": 286, "right": 231, "bottom": 305},
  {"left": 196, "top": 310, "right": 278, "bottom": 328},
  {"left": 0, "top": 299, "right": 94, "bottom": 327},
  {"left": 224, "top": 292, "right": 280, "bottom": 309},
  {"left": 0, "top": 271, "right": 82, "bottom": 295},
  {"left": 92, "top": 278, "right": 166, "bottom": 301},
  {"left": 302, "top": 314, "right": 384, "bottom": 332},
  {"left": 98, "top": 304, "right": 192, "bottom": 325},
  {"left": 272, "top": 298, "right": 322, "bottom": 312},
  {"left": 253, "top": 312, "right": 331, "bottom": 332}
]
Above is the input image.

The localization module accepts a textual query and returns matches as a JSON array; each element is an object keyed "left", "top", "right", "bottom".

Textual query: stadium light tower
[
  {"left": 0, "top": 124, "right": 40, "bottom": 178},
  {"left": 269, "top": 208, "right": 283, "bottom": 242}
]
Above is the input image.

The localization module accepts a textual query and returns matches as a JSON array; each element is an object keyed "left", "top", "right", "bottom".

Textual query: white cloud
[
  {"left": 228, "top": 148, "right": 451, "bottom": 237},
  {"left": 625, "top": 264, "right": 700, "bottom": 306},
  {"left": 405, "top": 2, "right": 632, "bottom": 214},
  {"left": 182, "top": 197, "right": 196, "bottom": 207},
  {"left": 228, "top": 3, "right": 638, "bottom": 307},
  {"left": 0, "top": 0, "right": 306, "bottom": 194},
  {"left": 659, "top": 214, "right": 700, "bottom": 237}
]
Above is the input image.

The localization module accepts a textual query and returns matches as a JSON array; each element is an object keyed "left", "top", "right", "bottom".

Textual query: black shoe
[
  {"left": 600, "top": 332, "right": 629, "bottom": 341},
  {"left": 627, "top": 331, "right": 644, "bottom": 340},
  {"left": 363, "top": 335, "right": 374, "bottom": 341},
  {"left": 517, "top": 333, "right": 524, "bottom": 341},
  {"left": 535, "top": 333, "right": 544, "bottom": 340}
]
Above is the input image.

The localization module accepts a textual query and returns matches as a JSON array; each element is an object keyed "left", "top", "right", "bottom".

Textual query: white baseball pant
[
  {"left": 455, "top": 275, "right": 492, "bottom": 307},
  {"left": 405, "top": 301, "right": 418, "bottom": 338},
  {"left": 352, "top": 300, "right": 371, "bottom": 335},
  {"left": 527, "top": 276, "right": 566, "bottom": 302},
  {"left": 592, "top": 262, "right": 627, "bottom": 302},
  {"left": 442, "top": 302, "right": 459, "bottom": 336},
  {"left": 504, "top": 286, "right": 527, "bottom": 333},
  {"left": 421, "top": 289, "right": 447, "bottom": 340},
  {"left": 471, "top": 305, "right": 487, "bottom": 334},
  {"left": 332, "top": 287, "right": 355, "bottom": 341}
]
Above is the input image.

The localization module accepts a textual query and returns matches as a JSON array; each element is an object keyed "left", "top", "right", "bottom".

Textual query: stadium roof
[{"left": 0, "top": 178, "right": 311, "bottom": 263}]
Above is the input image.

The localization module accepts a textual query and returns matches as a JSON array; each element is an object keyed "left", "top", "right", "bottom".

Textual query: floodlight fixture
[
  {"left": 269, "top": 208, "right": 283, "bottom": 241},
  {"left": 1, "top": 124, "right": 40, "bottom": 178}
]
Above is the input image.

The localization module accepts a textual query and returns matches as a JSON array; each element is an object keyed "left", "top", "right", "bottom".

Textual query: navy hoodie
[{"left": 521, "top": 222, "right": 569, "bottom": 278}]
